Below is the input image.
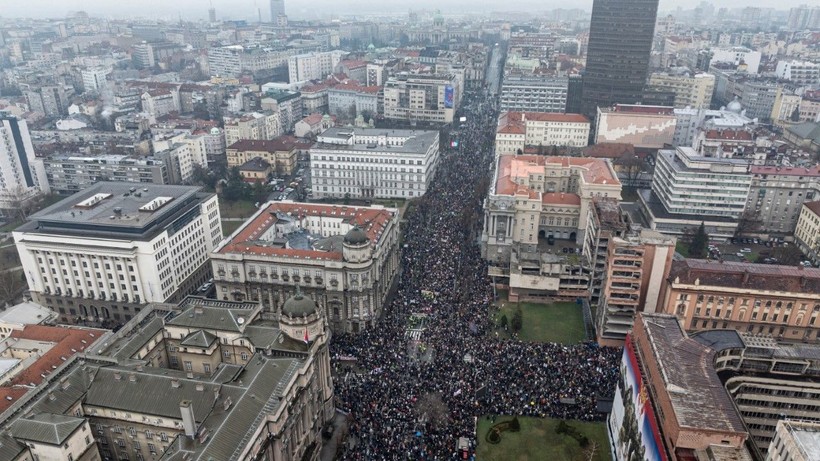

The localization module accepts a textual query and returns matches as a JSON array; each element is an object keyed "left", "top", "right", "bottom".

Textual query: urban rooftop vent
[
  {"left": 139, "top": 196, "right": 174, "bottom": 212},
  {"left": 74, "top": 193, "right": 112, "bottom": 208}
]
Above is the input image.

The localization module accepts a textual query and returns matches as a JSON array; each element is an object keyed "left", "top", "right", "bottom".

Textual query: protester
[{"left": 331, "top": 88, "right": 620, "bottom": 460}]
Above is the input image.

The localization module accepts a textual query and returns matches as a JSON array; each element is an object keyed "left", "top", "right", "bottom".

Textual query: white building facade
[
  {"left": 0, "top": 116, "right": 49, "bottom": 217},
  {"left": 13, "top": 183, "right": 222, "bottom": 325},
  {"left": 310, "top": 127, "right": 440, "bottom": 199}
]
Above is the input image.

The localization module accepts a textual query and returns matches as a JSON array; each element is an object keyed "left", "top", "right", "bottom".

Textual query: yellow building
[{"left": 226, "top": 137, "right": 298, "bottom": 175}]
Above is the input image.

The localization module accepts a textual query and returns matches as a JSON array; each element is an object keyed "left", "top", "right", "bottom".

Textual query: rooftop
[
  {"left": 216, "top": 201, "right": 396, "bottom": 260},
  {"left": 496, "top": 111, "right": 590, "bottom": 135},
  {"left": 604, "top": 104, "right": 675, "bottom": 116},
  {"left": 750, "top": 165, "right": 820, "bottom": 177},
  {"left": 313, "top": 127, "right": 439, "bottom": 155},
  {"left": 637, "top": 313, "right": 747, "bottom": 434},
  {"left": 18, "top": 182, "right": 208, "bottom": 240},
  {"left": 227, "top": 136, "right": 299, "bottom": 153},
  {"left": 0, "top": 302, "right": 56, "bottom": 326},
  {"left": 668, "top": 259, "right": 820, "bottom": 293},
  {"left": 782, "top": 420, "right": 820, "bottom": 461},
  {"left": 805, "top": 200, "right": 820, "bottom": 216},
  {"left": 494, "top": 154, "right": 620, "bottom": 200}
]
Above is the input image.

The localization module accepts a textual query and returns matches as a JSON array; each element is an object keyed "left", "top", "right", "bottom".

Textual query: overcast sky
[{"left": 0, "top": 0, "right": 809, "bottom": 21}]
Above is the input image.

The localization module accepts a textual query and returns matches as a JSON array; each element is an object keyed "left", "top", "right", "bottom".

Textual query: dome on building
[
  {"left": 282, "top": 293, "right": 317, "bottom": 317},
  {"left": 343, "top": 226, "right": 369, "bottom": 245},
  {"left": 726, "top": 99, "right": 743, "bottom": 114},
  {"left": 367, "top": 43, "right": 376, "bottom": 51}
]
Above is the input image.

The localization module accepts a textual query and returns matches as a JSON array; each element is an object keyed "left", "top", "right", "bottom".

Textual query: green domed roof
[
  {"left": 343, "top": 226, "right": 369, "bottom": 245},
  {"left": 282, "top": 294, "right": 317, "bottom": 317}
]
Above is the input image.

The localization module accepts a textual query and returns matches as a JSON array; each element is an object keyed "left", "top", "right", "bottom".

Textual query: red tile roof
[
  {"left": 4, "top": 325, "right": 104, "bottom": 393},
  {"left": 750, "top": 165, "right": 820, "bottom": 177},
  {"left": 218, "top": 202, "right": 395, "bottom": 259},
  {"left": 804, "top": 200, "right": 820, "bottom": 216},
  {"left": 669, "top": 259, "right": 820, "bottom": 293},
  {"left": 704, "top": 129, "right": 754, "bottom": 141}
]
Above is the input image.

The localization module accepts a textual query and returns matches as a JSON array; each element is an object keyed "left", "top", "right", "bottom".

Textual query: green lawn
[
  {"left": 218, "top": 198, "right": 259, "bottom": 219},
  {"left": 0, "top": 220, "right": 22, "bottom": 232},
  {"left": 476, "top": 416, "right": 611, "bottom": 461},
  {"left": 675, "top": 241, "right": 690, "bottom": 257},
  {"left": 221, "top": 220, "right": 243, "bottom": 236},
  {"left": 493, "top": 301, "right": 586, "bottom": 344}
]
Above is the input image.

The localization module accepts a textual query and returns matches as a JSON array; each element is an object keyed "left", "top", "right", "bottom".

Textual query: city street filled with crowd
[{"left": 330, "top": 82, "right": 622, "bottom": 460}]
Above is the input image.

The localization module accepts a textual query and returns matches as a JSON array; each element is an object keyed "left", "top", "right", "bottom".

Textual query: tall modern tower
[
  {"left": 0, "top": 115, "right": 49, "bottom": 216},
  {"left": 270, "top": 0, "right": 285, "bottom": 22},
  {"left": 580, "top": 0, "right": 659, "bottom": 119}
]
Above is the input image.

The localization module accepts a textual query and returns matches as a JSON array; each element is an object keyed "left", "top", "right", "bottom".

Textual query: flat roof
[
  {"left": 784, "top": 420, "right": 820, "bottom": 461},
  {"left": 0, "top": 302, "right": 55, "bottom": 325},
  {"left": 18, "top": 182, "right": 209, "bottom": 240},
  {"left": 669, "top": 258, "right": 820, "bottom": 293},
  {"left": 638, "top": 313, "right": 747, "bottom": 434},
  {"left": 313, "top": 127, "right": 439, "bottom": 155},
  {"left": 494, "top": 155, "right": 620, "bottom": 199}
]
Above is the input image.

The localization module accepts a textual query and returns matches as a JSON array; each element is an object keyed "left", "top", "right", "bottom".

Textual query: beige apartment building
[
  {"left": 659, "top": 259, "right": 820, "bottom": 342},
  {"left": 648, "top": 72, "right": 715, "bottom": 109},
  {"left": 494, "top": 111, "right": 591, "bottom": 156},
  {"left": 795, "top": 201, "right": 820, "bottom": 265},
  {"left": 767, "top": 420, "right": 820, "bottom": 461}
]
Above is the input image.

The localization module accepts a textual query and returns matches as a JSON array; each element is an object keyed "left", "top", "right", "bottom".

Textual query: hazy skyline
[{"left": 1, "top": 0, "right": 813, "bottom": 21}]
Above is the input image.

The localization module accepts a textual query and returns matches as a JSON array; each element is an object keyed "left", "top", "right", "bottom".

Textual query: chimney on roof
[
  {"left": 180, "top": 400, "right": 196, "bottom": 437},
  {"left": 171, "top": 378, "right": 181, "bottom": 388},
  {"left": 742, "top": 269, "right": 751, "bottom": 284},
  {"left": 113, "top": 372, "right": 122, "bottom": 381},
  {"left": 128, "top": 373, "right": 137, "bottom": 383}
]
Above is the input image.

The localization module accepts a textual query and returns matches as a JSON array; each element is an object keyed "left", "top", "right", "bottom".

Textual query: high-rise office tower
[
  {"left": 208, "top": 6, "right": 216, "bottom": 22},
  {"left": 580, "top": 0, "right": 659, "bottom": 119},
  {"left": 270, "top": 0, "right": 285, "bottom": 22}
]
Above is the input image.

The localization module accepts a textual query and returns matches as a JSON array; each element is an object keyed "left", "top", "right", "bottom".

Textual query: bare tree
[
  {"left": 615, "top": 155, "right": 647, "bottom": 187},
  {"left": 0, "top": 269, "right": 26, "bottom": 305},
  {"left": 414, "top": 392, "right": 451, "bottom": 429},
  {"left": 734, "top": 210, "right": 762, "bottom": 237}
]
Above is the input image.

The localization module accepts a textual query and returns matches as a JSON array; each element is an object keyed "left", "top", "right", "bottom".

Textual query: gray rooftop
[
  {"left": 10, "top": 413, "right": 84, "bottom": 445},
  {"left": 313, "top": 127, "right": 439, "bottom": 155},
  {"left": 785, "top": 420, "right": 820, "bottom": 461},
  {"left": 166, "top": 305, "right": 256, "bottom": 333},
  {"left": 19, "top": 182, "right": 209, "bottom": 240}
]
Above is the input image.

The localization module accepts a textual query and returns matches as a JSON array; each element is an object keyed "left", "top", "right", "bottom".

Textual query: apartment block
[
  {"left": 0, "top": 115, "right": 49, "bottom": 217},
  {"left": 648, "top": 72, "right": 715, "bottom": 109},
  {"left": 288, "top": 51, "right": 346, "bottom": 83},
  {"left": 795, "top": 201, "right": 820, "bottom": 265},
  {"left": 382, "top": 74, "right": 461, "bottom": 124},
  {"left": 223, "top": 112, "right": 281, "bottom": 146},
  {"left": 44, "top": 155, "right": 169, "bottom": 194},
  {"left": 13, "top": 183, "right": 222, "bottom": 326},
  {"left": 747, "top": 165, "right": 820, "bottom": 239},
  {"left": 767, "top": 421, "right": 820, "bottom": 461},
  {"left": 775, "top": 60, "right": 820, "bottom": 87}
]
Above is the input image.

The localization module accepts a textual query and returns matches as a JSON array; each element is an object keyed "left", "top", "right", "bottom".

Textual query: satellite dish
[{"left": 237, "top": 317, "right": 245, "bottom": 325}]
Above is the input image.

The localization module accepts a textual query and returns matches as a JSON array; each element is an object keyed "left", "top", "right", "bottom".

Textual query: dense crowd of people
[{"left": 331, "top": 86, "right": 621, "bottom": 460}]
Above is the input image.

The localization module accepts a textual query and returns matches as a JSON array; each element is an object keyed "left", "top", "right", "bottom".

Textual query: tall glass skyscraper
[
  {"left": 270, "top": 0, "right": 285, "bottom": 22},
  {"left": 580, "top": 0, "right": 659, "bottom": 119}
]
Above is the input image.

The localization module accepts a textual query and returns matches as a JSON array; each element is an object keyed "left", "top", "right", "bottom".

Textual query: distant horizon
[{"left": 0, "top": 0, "right": 812, "bottom": 22}]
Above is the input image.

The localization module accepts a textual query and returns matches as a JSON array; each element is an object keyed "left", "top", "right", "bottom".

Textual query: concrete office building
[
  {"left": 494, "top": 111, "right": 591, "bottom": 155},
  {"left": 382, "top": 74, "right": 461, "bottom": 124},
  {"left": 223, "top": 112, "right": 281, "bottom": 146},
  {"left": 639, "top": 147, "right": 752, "bottom": 238},
  {"left": 211, "top": 202, "right": 400, "bottom": 333},
  {"left": 309, "top": 127, "right": 440, "bottom": 200},
  {"left": 0, "top": 115, "right": 49, "bottom": 217},
  {"left": 270, "top": 0, "right": 285, "bottom": 21},
  {"left": 711, "top": 47, "right": 762, "bottom": 74},
  {"left": 660, "top": 259, "right": 820, "bottom": 342},
  {"left": 81, "top": 66, "right": 111, "bottom": 92},
  {"left": 44, "top": 155, "right": 169, "bottom": 195},
  {"left": 13, "top": 183, "right": 222, "bottom": 325},
  {"left": 775, "top": 60, "right": 820, "bottom": 87},
  {"left": 581, "top": 0, "right": 659, "bottom": 118},
  {"left": 500, "top": 76, "right": 569, "bottom": 113}
]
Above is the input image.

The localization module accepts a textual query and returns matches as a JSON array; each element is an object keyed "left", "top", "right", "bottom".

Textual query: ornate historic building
[{"left": 210, "top": 201, "right": 400, "bottom": 333}]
